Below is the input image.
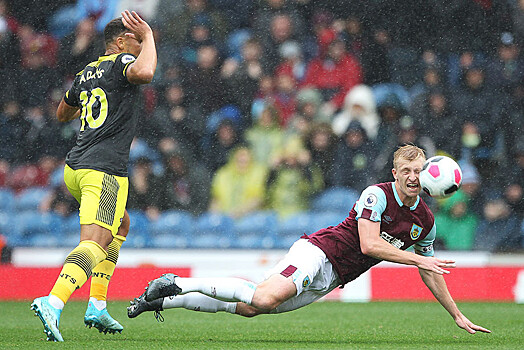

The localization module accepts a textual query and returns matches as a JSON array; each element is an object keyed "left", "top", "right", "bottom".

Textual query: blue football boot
[
  {"left": 30, "top": 296, "right": 64, "bottom": 342},
  {"left": 84, "top": 301, "right": 123, "bottom": 334}
]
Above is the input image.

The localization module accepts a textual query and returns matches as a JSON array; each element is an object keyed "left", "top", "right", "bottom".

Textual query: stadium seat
[
  {"left": 307, "top": 211, "right": 347, "bottom": 232},
  {"left": 191, "top": 213, "right": 235, "bottom": 248},
  {"left": 126, "top": 211, "right": 152, "bottom": 248},
  {"left": 14, "top": 187, "right": 51, "bottom": 211},
  {"left": 150, "top": 210, "right": 193, "bottom": 237},
  {"left": 125, "top": 231, "right": 151, "bottom": 248},
  {"left": 61, "top": 214, "right": 79, "bottom": 235},
  {"left": 61, "top": 232, "right": 80, "bottom": 247},
  {"left": 275, "top": 212, "right": 314, "bottom": 249},
  {"left": 0, "top": 211, "right": 22, "bottom": 245},
  {"left": 521, "top": 218, "right": 524, "bottom": 248},
  {"left": 15, "top": 212, "right": 63, "bottom": 238},
  {"left": 234, "top": 211, "right": 278, "bottom": 249},
  {"left": 150, "top": 233, "right": 189, "bottom": 249},
  {"left": 0, "top": 189, "right": 15, "bottom": 212},
  {"left": 311, "top": 187, "right": 359, "bottom": 213},
  {"left": 128, "top": 210, "right": 151, "bottom": 236},
  {"left": 27, "top": 233, "right": 63, "bottom": 247}
]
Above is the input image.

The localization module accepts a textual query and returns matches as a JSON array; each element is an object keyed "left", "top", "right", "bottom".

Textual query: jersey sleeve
[
  {"left": 413, "top": 223, "right": 436, "bottom": 257},
  {"left": 114, "top": 53, "right": 137, "bottom": 83},
  {"left": 354, "top": 185, "right": 387, "bottom": 222},
  {"left": 63, "top": 74, "right": 81, "bottom": 107}
]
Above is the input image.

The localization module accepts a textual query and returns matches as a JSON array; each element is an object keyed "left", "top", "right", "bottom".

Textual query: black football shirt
[{"left": 63, "top": 53, "right": 139, "bottom": 177}]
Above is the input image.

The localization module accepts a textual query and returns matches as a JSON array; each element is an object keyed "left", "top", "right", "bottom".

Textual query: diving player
[
  {"left": 129, "top": 145, "right": 490, "bottom": 335},
  {"left": 31, "top": 10, "right": 157, "bottom": 342}
]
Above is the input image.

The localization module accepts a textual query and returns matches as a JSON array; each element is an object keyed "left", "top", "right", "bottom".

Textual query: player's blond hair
[{"left": 393, "top": 144, "right": 426, "bottom": 169}]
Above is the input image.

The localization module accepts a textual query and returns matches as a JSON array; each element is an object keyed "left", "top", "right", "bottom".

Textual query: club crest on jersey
[
  {"left": 121, "top": 54, "right": 136, "bottom": 64},
  {"left": 364, "top": 193, "right": 377, "bottom": 207},
  {"left": 410, "top": 224, "right": 423, "bottom": 240},
  {"left": 302, "top": 276, "right": 311, "bottom": 288}
]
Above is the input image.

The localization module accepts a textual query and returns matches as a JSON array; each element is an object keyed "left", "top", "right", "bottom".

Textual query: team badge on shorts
[
  {"left": 410, "top": 224, "right": 423, "bottom": 240},
  {"left": 302, "top": 276, "right": 311, "bottom": 288}
]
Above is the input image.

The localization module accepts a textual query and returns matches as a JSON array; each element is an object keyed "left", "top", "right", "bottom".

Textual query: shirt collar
[{"left": 391, "top": 182, "right": 420, "bottom": 210}]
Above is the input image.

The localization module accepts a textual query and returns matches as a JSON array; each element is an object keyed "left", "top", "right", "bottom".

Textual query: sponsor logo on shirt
[
  {"left": 121, "top": 54, "right": 136, "bottom": 64},
  {"left": 364, "top": 193, "right": 378, "bottom": 207},
  {"left": 410, "top": 224, "right": 423, "bottom": 240},
  {"left": 380, "top": 231, "right": 405, "bottom": 249}
]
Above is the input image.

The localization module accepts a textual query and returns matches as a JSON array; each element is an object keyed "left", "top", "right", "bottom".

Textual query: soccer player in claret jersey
[
  {"left": 129, "top": 145, "right": 491, "bottom": 335},
  {"left": 30, "top": 11, "right": 156, "bottom": 342}
]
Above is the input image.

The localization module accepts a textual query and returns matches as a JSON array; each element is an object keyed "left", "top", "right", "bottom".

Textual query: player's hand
[
  {"left": 454, "top": 313, "right": 491, "bottom": 334},
  {"left": 417, "top": 256, "right": 456, "bottom": 274},
  {"left": 121, "top": 10, "right": 152, "bottom": 42}
]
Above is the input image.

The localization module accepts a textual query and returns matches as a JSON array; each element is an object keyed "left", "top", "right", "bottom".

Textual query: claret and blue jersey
[
  {"left": 354, "top": 182, "right": 436, "bottom": 256},
  {"left": 307, "top": 182, "right": 436, "bottom": 286}
]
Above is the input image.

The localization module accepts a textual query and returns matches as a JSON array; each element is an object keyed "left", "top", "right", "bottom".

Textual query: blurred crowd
[{"left": 0, "top": 0, "right": 523, "bottom": 252}]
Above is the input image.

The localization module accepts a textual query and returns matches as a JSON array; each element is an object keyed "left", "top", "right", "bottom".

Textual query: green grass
[{"left": 1, "top": 301, "right": 522, "bottom": 349}]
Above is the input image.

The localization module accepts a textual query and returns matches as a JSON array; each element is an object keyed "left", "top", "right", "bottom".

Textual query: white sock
[
  {"left": 89, "top": 297, "right": 107, "bottom": 311},
  {"left": 176, "top": 277, "right": 256, "bottom": 304},
  {"left": 162, "top": 292, "right": 237, "bottom": 314},
  {"left": 48, "top": 295, "right": 65, "bottom": 310}
]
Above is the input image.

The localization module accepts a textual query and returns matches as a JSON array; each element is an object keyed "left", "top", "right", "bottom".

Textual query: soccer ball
[{"left": 420, "top": 156, "right": 462, "bottom": 198}]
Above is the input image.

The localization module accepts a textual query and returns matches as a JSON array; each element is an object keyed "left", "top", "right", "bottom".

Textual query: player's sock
[
  {"left": 176, "top": 277, "right": 256, "bottom": 304},
  {"left": 162, "top": 292, "right": 237, "bottom": 314},
  {"left": 90, "top": 235, "right": 125, "bottom": 302},
  {"left": 89, "top": 297, "right": 107, "bottom": 311},
  {"left": 48, "top": 294, "right": 65, "bottom": 310},
  {"left": 50, "top": 240, "right": 108, "bottom": 304}
]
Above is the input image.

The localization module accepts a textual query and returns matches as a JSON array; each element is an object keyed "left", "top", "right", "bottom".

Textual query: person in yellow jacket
[{"left": 209, "top": 146, "right": 268, "bottom": 219}]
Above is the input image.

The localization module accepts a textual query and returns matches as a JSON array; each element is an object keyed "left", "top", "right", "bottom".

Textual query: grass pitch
[{"left": 0, "top": 301, "right": 522, "bottom": 349}]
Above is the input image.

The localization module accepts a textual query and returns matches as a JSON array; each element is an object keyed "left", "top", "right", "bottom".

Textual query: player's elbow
[
  {"left": 56, "top": 109, "right": 72, "bottom": 123},
  {"left": 360, "top": 240, "right": 378, "bottom": 256},
  {"left": 128, "top": 68, "right": 155, "bottom": 84},
  {"left": 56, "top": 112, "right": 67, "bottom": 123}
]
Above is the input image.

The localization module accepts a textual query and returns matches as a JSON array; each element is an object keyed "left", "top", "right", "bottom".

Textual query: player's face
[{"left": 392, "top": 157, "right": 425, "bottom": 200}]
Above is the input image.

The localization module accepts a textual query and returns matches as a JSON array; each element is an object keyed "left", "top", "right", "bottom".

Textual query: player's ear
[
  {"left": 116, "top": 36, "right": 125, "bottom": 50},
  {"left": 391, "top": 168, "right": 397, "bottom": 180}
]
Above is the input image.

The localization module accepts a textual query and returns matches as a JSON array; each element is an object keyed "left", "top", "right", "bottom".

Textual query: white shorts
[{"left": 264, "top": 239, "right": 341, "bottom": 313}]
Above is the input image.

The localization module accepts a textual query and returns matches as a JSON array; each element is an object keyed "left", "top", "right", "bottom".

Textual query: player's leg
[
  {"left": 31, "top": 167, "right": 108, "bottom": 341},
  {"left": 31, "top": 168, "right": 125, "bottom": 340},
  {"left": 89, "top": 211, "right": 129, "bottom": 310},
  {"left": 140, "top": 239, "right": 330, "bottom": 316},
  {"left": 128, "top": 292, "right": 238, "bottom": 319},
  {"left": 135, "top": 263, "right": 311, "bottom": 318},
  {"left": 131, "top": 275, "right": 295, "bottom": 318},
  {"left": 145, "top": 274, "right": 259, "bottom": 304},
  {"left": 84, "top": 174, "right": 129, "bottom": 334}
]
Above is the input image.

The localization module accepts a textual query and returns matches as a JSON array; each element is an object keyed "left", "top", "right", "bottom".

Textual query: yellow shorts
[{"left": 64, "top": 164, "right": 129, "bottom": 236}]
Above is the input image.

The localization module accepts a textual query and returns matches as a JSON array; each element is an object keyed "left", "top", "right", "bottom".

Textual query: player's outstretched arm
[
  {"left": 358, "top": 219, "right": 455, "bottom": 273},
  {"left": 56, "top": 98, "right": 80, "bottom": 122},
  {"left": 121, "top": 10, "right": 156, "bottom": 84},
  {"left": 419, "top": 269, "right": 491, "bottom": 334}
]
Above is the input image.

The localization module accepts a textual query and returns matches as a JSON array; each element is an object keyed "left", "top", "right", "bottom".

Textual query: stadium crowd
[{"left": 0, "top": 0, "right": 523, "bottom": 252}]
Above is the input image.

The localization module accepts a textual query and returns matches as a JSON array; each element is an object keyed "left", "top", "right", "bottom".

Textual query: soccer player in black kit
[
  {"left": 129, "top": 145, "right": 490, "bottom": 335},
  {"left": 31, "top": 11, "right": 157, "bottom": 342}
]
